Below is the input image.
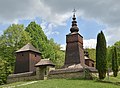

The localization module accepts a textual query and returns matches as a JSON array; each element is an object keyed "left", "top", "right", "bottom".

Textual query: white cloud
[
  {"left": 0, "top": 0, "right": 120, "bottom": 45},
  {"left": 40, "top": 0, "right": 120, "bottom": 27},
  {"left": 104, "top": 27, "right": 120, "bottom": 45},
  {"left": 83, "top": 39, "right": 97, "bottom": 49},
  {"left": 60, "top": 44, "right": 66, "bottom": 50},
  {"left": 40, "top": 21, "right": 59, "bottom": 36},
  {"left": 40, "top": 0, "right": 120, "bottom": 45},
  {"left": 0, "top": 30, "right": 3, "bottom": 35},
  {"left": 0, "top": 0, "right": 72, "bottom": 26},
  {"left": 13, "top": 19, "right": 19, "bottom": 24},
  {"left": 0, "top": 0, "right": 120, "bottom": 26},
  {"left": 40, "top": 20, "right": 47, "bottom": 31},
  {"left": 2, "top": 0, "right": 119, "bottom": 26},
  {"left": 60, "top": 39, "right": 97, "bottom": 50}
]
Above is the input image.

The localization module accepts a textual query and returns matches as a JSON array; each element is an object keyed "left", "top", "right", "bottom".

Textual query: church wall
[
  {"left": 29, "top": 51, "right": 41, "bottom": 72},
  {"left": 65, "top": 33, "right": 84, "bottom": 66},
  {"left": 85, "top": 60, "right": 94, "bottom": 67},
  {"left": 14, "top": 52, "right": 29, "bottom": 74},
  {"left": 65, "top": 42, "right": 81, "bottom": 65},
  {"left": 78, "top": 42, "right": 84, "bottom": 66}
]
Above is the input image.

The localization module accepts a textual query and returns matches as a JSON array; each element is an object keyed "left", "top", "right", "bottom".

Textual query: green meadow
[{"left": 1, "top": 74, "right": 120, "bottom": 88}]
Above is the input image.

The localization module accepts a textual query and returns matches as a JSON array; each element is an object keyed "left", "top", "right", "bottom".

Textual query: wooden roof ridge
[
  {"left": 16, "top": 43, "right": 40, "bottom": 53},
  {"left": 35, "top": 59, "right": 55, "bottom": 67}
]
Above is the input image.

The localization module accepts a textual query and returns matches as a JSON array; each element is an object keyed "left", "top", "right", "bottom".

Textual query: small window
[
  {"left": 22, "top": 53, "right": 24, "bottom": 56},
  {"left": 35, "top": 54, "right": 37, "bottom": 57}
]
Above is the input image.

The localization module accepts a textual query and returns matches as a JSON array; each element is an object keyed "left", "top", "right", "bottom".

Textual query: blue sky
[
  {"left": 0, "top": 0, "right": 120, "bottom": 49},
  {"left": 0, "top": 16, "right": 106, "bottom": 49}
]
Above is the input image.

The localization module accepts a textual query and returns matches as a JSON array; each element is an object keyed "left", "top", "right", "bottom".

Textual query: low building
[{"left": 84, "top": 50, "right": 95, "bottom": 67}]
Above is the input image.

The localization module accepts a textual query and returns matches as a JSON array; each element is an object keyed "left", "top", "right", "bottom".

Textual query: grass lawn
[{"left": 1, "top": 74, "right": 120, "bottom": 88}]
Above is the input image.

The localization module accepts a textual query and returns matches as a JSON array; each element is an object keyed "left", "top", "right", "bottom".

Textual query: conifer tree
[
  {"left": 114, "top": 41, "right": 120, "bottom": 66},
  {"left": 112, "top": 46, "right": 118, "bottom": 77},
  {"left": 96, "top": 31, "right": 107, "bottom": 79}
]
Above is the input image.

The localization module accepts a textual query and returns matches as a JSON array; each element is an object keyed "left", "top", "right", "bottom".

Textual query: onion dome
[{"left": 70, "top": 13, "right": 79, "bottom": 33}]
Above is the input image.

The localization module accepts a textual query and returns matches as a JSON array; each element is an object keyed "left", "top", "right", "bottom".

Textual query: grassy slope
[
  {"left": 18, "top": 79, "right": 120, "bottom": 88},
  {"left": 1, "top": 74, "right": 120, "bottom": 88}
]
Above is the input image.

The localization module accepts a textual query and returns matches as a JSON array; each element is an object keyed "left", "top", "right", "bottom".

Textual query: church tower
[
  {"left": 14, "top": 43, "right": 41, "bottom": 74},
  {"left": 64, "top": 10, "right": 84, "bottom": 67}
]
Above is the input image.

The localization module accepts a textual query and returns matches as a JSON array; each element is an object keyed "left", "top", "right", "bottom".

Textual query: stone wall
[
  {"left": 48, "top": 72, "right": 84, "bottom": 79},
  {"left": 48, "top": 68, "right": 97, "bottom": 79},
  {"left": 7, "top": 72, "right": 39, "bottom": 83},
  {"left": 7, "top": 67, "right": 49, "bottom": 83},
  {"left": 7, "top": 75, "right": 39, "bottom": 83},
  {"left": 7, "top": 67, "right": 98, "bottom": 83}
]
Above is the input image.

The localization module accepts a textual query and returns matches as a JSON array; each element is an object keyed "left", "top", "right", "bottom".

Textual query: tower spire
[
  {"left": 70, "top": 9, "right": 79, "bottom": 33},
  {"left": 73, "top": 8, "right": 76, "bottom": 15}
]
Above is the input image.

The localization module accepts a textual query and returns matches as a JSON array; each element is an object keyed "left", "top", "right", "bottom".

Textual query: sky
[{"left": 0, "top": 0, "right": 120, "bottom": 50}]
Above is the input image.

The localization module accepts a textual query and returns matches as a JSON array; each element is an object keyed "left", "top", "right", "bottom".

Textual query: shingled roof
[
  {"left": 35, "top": 59, "right": 55, "bottom": 67},
  {"left": 16, "top": 43, "right": 40, "bottom": 54}
]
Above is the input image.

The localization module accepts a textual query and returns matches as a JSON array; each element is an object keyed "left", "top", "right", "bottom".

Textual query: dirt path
[{"left": 2, "top": 81, "right": 38, "bottom": 88}]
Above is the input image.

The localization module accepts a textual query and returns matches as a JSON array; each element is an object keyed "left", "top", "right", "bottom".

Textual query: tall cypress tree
[
  {"left": 112, "top": 46, "right": 118, "bottom": 77},
  {"left": 96, "top": 31, "right": 107, "bottom": 79},
  {"left": 114, "top": 41, "right": 120, "bottom": 66}
]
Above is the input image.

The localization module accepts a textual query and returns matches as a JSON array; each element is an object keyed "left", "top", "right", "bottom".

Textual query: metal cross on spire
[
  {"left": 73, "top": 8, "right": 77, "bottom": 15},
  {"left": 70, "top": 8, "right": 79, "bottom": 33}
]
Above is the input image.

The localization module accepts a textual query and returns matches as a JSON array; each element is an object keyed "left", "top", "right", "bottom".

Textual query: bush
[{"left": 0, "top": 59, "right": 11, "bottom": 85}]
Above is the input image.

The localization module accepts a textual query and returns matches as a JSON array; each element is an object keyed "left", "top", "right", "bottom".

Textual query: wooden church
[
  {"left": 14, "top": 43, "right": 41, "bottom": 74},
  {"left": 7, "top": 43, "right": 55, "bottom": 83}
]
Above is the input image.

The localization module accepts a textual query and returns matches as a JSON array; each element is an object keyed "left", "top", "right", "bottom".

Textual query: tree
[
  {"left": 85, "top": 48, "right": 96, "bottom": 61},
  {"left": 112, "top": 46, "right": 118, "bottom": 77},
  {"left": 0, "top": 22, "right": 65, "bottom": 85},
  {"left": 106, "top": 46, "right": 113, "bottom": 80},
  {"left": 0, "top": 24, "right": 31, "bottom": 49},
  {"left": 0, "top": 59, "right": 6, "bottom": 85},
  {"left": 0, "top": 24, "right": 31, "bottom": 74},
  {"left": 0, "top": 58, "right": 11, "bottom": 84},
  {"left": 107, "top": 46, "right": 113, "bottom": 68},
  {"left": 25, "top": 21, "right": 48, "bottom": 58},
  {"left": 25, "top": 22, "right": 65, "bottom": 68},
  {"left": 114, "top": 41, "right": 120, "bottom": 66},
  {"left": 96, "top": 31, "right": 107, "bottom": 79},
  {"left": 49, "top": 38, "right": 65, "bottom": 68}
]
